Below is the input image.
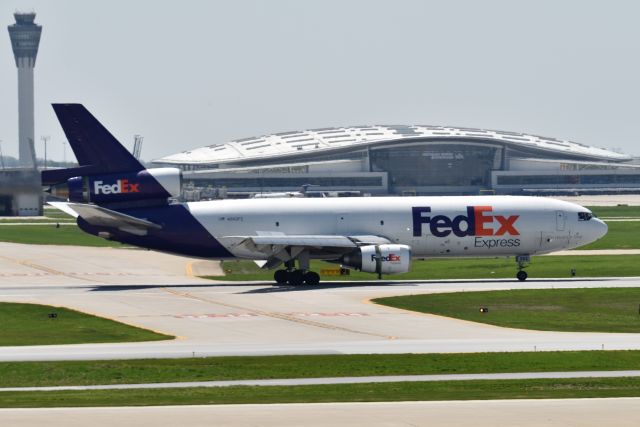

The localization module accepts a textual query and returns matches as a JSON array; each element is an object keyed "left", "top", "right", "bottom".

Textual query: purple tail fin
[{"left": 43, "top": 104, "right": 143, "bottom": 184}]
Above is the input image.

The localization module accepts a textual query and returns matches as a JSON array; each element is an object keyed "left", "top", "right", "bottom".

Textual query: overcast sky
[{"left": 1, "top": 0, "right": 639, "bottom": 162}]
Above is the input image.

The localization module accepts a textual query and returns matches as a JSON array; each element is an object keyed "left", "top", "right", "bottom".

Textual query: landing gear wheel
[
  {"left": 303, "top": 271, "right": 320, "bottom": 286},
  {"left": 274, "top": 270, "right": 288, "bottom": 284},
  {"left": 515, "top": 255, "right": 530, "bottom": 282},
  {"left": 288, "top": 270, "right": 305, "bottom": 286}
]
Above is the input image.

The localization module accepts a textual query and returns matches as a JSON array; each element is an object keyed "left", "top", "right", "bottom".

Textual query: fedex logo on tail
[
  {"left": 412, "top": 206, "right": 519, "bottom": 238},
  {"left": 94, "top": 179, "right": 140, "bottom": 195}
]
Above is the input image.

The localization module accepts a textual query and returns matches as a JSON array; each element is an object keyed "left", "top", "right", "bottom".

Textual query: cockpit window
[{"left": 578, "top": 212, "right": 593, "bottom": 221}]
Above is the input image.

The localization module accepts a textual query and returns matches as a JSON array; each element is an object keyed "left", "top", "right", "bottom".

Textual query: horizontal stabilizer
[
  {"left": 48, "top": 202, "right": 161, "bottom": 236},
  {"left": 47, "top": 201, "right": 80, "bottom": 218},
  {"left": 42, "top": 165, "right": 101, "bottom": 185}
]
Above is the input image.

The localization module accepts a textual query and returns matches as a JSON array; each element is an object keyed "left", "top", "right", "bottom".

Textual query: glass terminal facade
[
  {"left": 497, "top": 174, "right": 640, "bottom": 186},
  {"left": 370, "top": 143, "right": 500, "bottom": 191}
]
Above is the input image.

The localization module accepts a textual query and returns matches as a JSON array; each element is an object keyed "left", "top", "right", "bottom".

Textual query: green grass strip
[
  {"left": 214, "top": 254, "right": 640, "bottom": 281},
  {"left": 0, "top": 224, "right": 119, "bottom": 246},
  {"left": 375, "top": 288, "right": 640, "bottom": 333},
  {"left": 2, "top": 378, "right": 640, "bottom": 407},
  {"left": 0, "top": 303, "right": 171, "bottom": 346},
  {"left": 588, "top": 205, "right": 640, "bottom": 218},
  {"left": 3, "top": 351, "right": 640, "bottom": 388},
  {"left": 0, "top": 219, "right": 75, "bottom": 223}
]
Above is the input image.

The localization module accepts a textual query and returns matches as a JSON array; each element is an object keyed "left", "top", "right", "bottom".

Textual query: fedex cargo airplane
[{"left": 43, "top": 104, "right": 608, "bottom": 285}]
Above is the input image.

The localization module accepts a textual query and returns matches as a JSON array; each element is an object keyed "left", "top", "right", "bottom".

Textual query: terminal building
[{"left": 154, "top": 125, "right": 638, "bottom": 197}]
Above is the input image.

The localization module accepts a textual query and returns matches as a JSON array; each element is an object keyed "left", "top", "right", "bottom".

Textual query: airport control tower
[{"left": 8, "top": 12, "right": 41, "bottom": 168}]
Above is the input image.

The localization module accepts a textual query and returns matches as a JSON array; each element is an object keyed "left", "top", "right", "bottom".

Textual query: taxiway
[{"left": 0, "top": 243, "right": 639, "bottom": 361}]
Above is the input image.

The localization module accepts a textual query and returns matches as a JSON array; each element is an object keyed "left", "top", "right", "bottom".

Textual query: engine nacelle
[
  {"left": 68, "top": 167, "right": 182, "bottom": 203},
  {"left": 341, "top": 244, "right": 412, "bottom": 275}
]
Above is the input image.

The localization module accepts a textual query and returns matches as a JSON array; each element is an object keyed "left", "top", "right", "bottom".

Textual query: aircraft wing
[
  {"left": 221, "top": 234, "right": 391, "bottom": 269},
  {"left": 48, "top": 202, "right": 161, "bottom": 236},
  {"left": 246, "top": 235, "right": 357, "bottom": 248}
]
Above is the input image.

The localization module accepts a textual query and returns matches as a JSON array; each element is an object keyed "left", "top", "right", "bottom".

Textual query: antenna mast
[{"left": 133, "top": 134, "right": 144, "bottom": 159}]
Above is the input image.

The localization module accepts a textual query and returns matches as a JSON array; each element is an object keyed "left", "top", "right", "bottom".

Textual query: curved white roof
[{"left": 155, "top": 124, "right": 631, "bottom": 165}]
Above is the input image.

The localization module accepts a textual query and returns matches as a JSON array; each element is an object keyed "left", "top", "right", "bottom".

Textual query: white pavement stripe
[{"left": 2, "top": 370, "right": 640, "bottom": 392}]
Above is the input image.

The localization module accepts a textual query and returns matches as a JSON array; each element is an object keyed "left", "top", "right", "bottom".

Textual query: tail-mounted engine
[
  {"left": 341, "top": 244, "right": 411, "bottom": 275},
  {"left": 67, "top": 167, "right": 182, "bottom": 204}
]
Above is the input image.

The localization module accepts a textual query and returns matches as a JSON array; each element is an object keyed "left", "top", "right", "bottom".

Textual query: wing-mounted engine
[
  {"left": 341, "top": 244, "right": 412, "bottom": 275},
  {"left": 67, "top": 167, "right": 182, "bottom": 204}
]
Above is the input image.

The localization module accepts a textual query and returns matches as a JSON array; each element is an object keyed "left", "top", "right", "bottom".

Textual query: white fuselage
[{"left": 187, "top": 196, "right": 607, "bottom": 260}]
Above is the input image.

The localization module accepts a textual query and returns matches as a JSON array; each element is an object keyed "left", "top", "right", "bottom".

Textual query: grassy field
[
  {"left": 0, "top": 209, "right": 75, "bottom": 223},
  {"left": 2, "top": 350, "right": 640, "bottom": 387},
  {"left": 0, "top": 303, "right": 172, "bottom": 346},
  {"left": 2, "top": 377, "right": 640, "bottom": 407},
  {"left": 214, "top": 254, "right": 640, "bottom": 281},
  {"left": 588, "top": 205, "right": 640, "bottom": 218},
  {"left": 0, "top": 224, "right": 119, "bottom": 246},
  {"left": 375, "top": 288, "right": 640, "bottom": 333},
  {"left": 0, "top": 218, "right": 75, "bottom": 223}
]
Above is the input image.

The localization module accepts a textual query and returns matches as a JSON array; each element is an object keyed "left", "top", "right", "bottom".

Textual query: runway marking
[
  {"left": 292, "top": 312, "right": 370, "bottom": 317},
  {"left": 0, "top": 254, "right": 103, "bottom": 283},
  {"left": 176, "top": 313, "right": 259, "bottom": 319},
  {"left": 185, "top": 262, "right": 194, "bottom": 278},
  {"left": 162, "top": 288, "right": 395, "bottom": 339},
  {"left": 174, "top": 312, "right": 370, "bottom": 319}
]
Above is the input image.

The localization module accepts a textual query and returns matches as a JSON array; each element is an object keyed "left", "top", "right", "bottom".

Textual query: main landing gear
[
  {"left": 516, "top": 255, "right": 530, "bottom": 281},
  {"left": 273, "top": 269, "right": 320, "bottom": 286},
  {"left": 273, "top": 255, "right": 321, "bottom": 286}
]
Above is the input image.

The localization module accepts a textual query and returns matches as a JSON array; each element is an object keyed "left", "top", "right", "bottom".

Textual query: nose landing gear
[{"left": 516, "top": 255, "right": 530, "bottom": 281}]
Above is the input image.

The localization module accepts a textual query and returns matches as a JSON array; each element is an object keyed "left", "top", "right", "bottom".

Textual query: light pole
[{"left": 41, "top": 135, "right": 49, "bottom": 169}]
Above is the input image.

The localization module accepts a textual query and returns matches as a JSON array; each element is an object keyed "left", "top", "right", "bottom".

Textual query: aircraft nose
[{"left": 590, "top": 218, "right": 608, "bottom": 242}]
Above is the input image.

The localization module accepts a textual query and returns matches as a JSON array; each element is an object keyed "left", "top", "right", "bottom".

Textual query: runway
[
  {"left": 1, "top": 242, "right": 640, "bottom": 361},
  {"left": 2, "top": 399, "right": 640, "bottom": 427}
]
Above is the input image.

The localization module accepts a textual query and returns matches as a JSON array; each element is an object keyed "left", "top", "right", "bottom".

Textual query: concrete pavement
[{"left": 1, "top": 399, "right": 639, "bottom": 427}]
